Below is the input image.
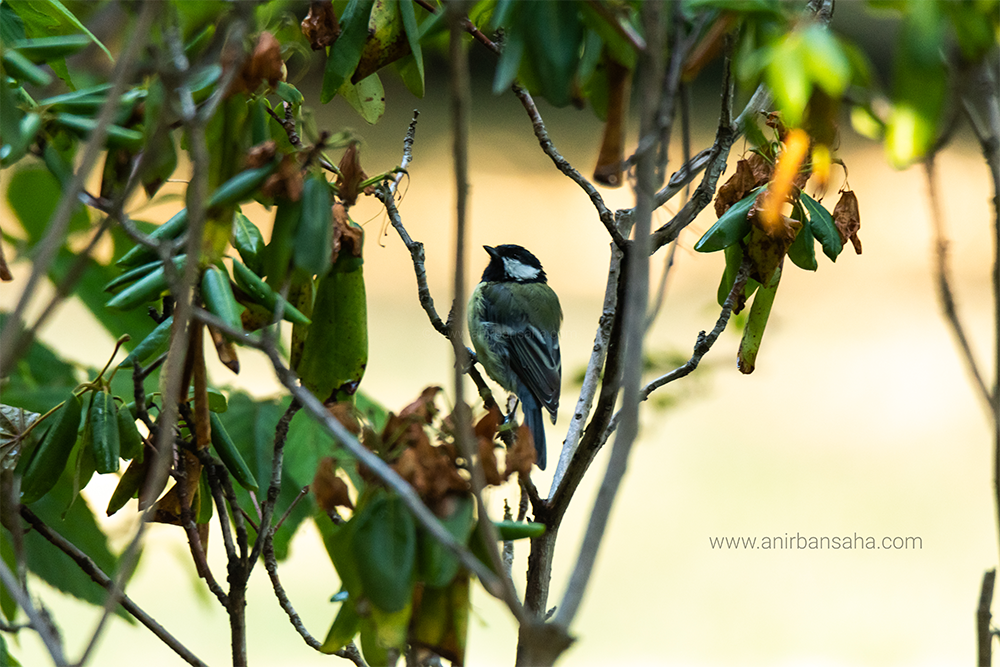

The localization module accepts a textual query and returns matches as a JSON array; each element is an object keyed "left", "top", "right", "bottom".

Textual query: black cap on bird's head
[{"left": 481, "top": 244, "right": 547, "bottom": 284}]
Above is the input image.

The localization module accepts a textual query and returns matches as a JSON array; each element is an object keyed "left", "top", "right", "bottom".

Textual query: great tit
[{"left": 468, "top": 244, "right": 562, "bottom": 469}]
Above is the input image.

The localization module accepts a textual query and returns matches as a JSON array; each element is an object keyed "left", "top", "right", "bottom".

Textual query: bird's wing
[{"left": 508, "top": 324, "right": 561, "bottom": 417}]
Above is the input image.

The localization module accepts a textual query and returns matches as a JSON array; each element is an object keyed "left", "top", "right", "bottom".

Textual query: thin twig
[
  {"left": 19, "top": 507, "right": 208, "bottom": 667},
  {"left": 248, "top": 400, "right": 301, "bottom": 572},
  {"left": 0, "top": 559, "right": 66, "bottom": 666},
  {"left": 274, "top": 486, "right": 309, "bottom": 533},
  {"left": 376, "top": 184, "right": 449, "bottom": 336},
  {"left": 924, "top": 159, "right": 993, "bottom": 415},
  {"left": 512, "top": 83, "right": 625, "bottom": 249}
]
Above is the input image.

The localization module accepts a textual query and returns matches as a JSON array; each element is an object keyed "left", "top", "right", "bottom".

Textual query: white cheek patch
[{"left": 503, "top": 257, "right": 540, "bottom": 282}]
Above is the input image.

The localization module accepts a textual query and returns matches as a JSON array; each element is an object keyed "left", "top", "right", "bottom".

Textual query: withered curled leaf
[
  {"left": 715, "top": 159, "right": 757, "bottom": 217},
  {"left": 301, "top": 1, "right": 340, "bottom": 50},
  {"left": 833, "top": 189, "right": 862, "bottom": 254},
  {"left": 504, "top": 425, "right": 537, "bottom": 480},
  {"left": 313, "top": 456, "right": 354, "bottom": 511}
]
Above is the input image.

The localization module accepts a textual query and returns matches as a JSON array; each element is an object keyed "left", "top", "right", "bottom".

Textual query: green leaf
[
  {"left": 5, "top": 0, "right": 115, "bottom": 62},
  {"left": 338, "top": 73, "right": 386, "bottom": 125},
  {"left": 800, "top": 193, "right": 842, "bottom": 261},
  {"left": 787, "top": 220, "right": 818, "bottom": 272},
  {"left": 275, "top": 81, "right": 304, "bottom": 109},
  {"left": 520, "top": 0, "right": 585, "bottom": 107},
  {"left": 353, "top": 491, "right": 416, "bottom": 612},
  {"left": 393, "top": 52, "right": 425, "bottom": 99},
  {"left": 765, "top": 31, "right": 809, "bottom": 127},
  {"left": 321, "top": 0, "right": 376, "bottom": 104},
  {"left": 0, "top": 3, "right": 27, "bottom": 45},
  {"left": 492, "top": 29, "right": 524, "bottom": 94},
  {"left": 398, "top": 0, "right": 424, "bottom": 95},
  {"left": 233, "top": 212, "right": 265, "bottom": 275},
  {"left": 417, "top": 495, "right": 474, "bottom": 587},
  {"left": 694, "top": 188, "right": 760, "bottom": 253},
  {"left": 318, "top": 510, "right": 364, "bottom": 600},
  {"left": 0, "top": 631, "right": 21, "bottom": 666},
  {"left": 320, "top": 596, "right": 362, "bottom": 655},
  {"left": 0, "top": 531, "right": 19, "bottom": 623},
  {"left": 359, "top": 616, "right": 390, "bottom": 667},
  {"left": 800, "top": 24, "right": 850, "bottom": 97},
  {"left": 494, "top": 520, "right": 545, "bottom": 540},
  {"left": 368, "top": 601, "right": 411, "bottom": 654},
  {"left": 217, "top": 393, "right": 314, "bottom": 560},
  {"left": 6, "top": 166, "right": 90, "bottom": 242},
  {"left": 716, "top": 244, "right": 760, "bottom": 308}
]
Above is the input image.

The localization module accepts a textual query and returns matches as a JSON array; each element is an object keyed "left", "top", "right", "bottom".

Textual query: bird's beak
[{"left": 484, "top": 245, "right": 497, "bottom": 258}]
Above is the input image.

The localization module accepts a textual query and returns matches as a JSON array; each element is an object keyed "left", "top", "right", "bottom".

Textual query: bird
[{"left": 468, "top": 244, "right": 562, "bottom": 469}]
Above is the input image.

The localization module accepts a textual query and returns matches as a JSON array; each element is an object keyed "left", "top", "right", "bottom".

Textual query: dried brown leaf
[
  {"left": 246, "top": 140, "right": 277, "bottom": 169},
  {"left": 244, "top": 31, "right": 284, "bottom": 91},
  {"left": 399, "top": 387, "right": 441, "bottom": 424},
  {"left": 714, "top": 159, "right": 757, "bottom": 217},
  {"left": 336, "top": 143, "right": 370, "bottom": 207},
  {"left": 149, "top": 452, "right": 201, "bottom": 524},
  {"left": 331, "top": 202, "right": 363, "bottom": 262},
  {"left": 745, "top": 152, "right": 773, "bottom": 188},
  {"left": 208, "top": 325, "right": 240, "bottom": 374},
  {"left": 327, "top": 402, "right": 360, "bottom": 434},
  {"left": 833, "top": 189, "right": 862, "bottom": 254},
  {"left": 301, "top": 1, "right": 340, "bottom": 50},
  {"left": 474, "top": 406, "right": 502, "bottom": 443},
  {"left": 479, "top": 438, "right": 503, "bottom": 487},
  {"left": 503, "top": 425, "right": 536, "bottom": 480},
  {"left": 593, "top": 57, "right": 631, "bottom": 188},
  {"left": 313, "top": 456, "right": 354, "bottom": 511},
  {"left": 261, "top": 154, "right": 303, "bottom": 201}
]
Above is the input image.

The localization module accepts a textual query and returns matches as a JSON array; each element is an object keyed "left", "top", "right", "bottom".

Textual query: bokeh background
[{"left": 2, "top": 4, "right": 996, "bottom": 666}]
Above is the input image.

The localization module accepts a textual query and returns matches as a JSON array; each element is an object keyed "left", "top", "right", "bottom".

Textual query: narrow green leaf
[
  {"left": 6, "top": 0, "right": 115, "bottom": 62},
  {"left": 694, "top": 189, "right": 760, "bottom": 253},
  {"left": 398, "top": 0, "right": 424, "bottom": 92},
  {"left": 233, "top": 212, "right": 265, "bottom": 274},
  {"left": 321, "top": 0, "right": 376, "bottom": 104},
  {"left": 801, "top": 194, "right": 842, "bottom": 261},
  {"left": 320, "top": 598, "right": 362, "bottom": 655}
]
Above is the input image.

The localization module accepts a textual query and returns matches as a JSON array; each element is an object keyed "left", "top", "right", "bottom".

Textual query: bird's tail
[{"left": 520, "top": 391, "right": 547, "bottom": 470}]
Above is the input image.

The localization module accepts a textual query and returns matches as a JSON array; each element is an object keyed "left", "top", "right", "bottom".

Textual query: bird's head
[{"left": 481, "top": 244, "right": 547, "bottom": 284}]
